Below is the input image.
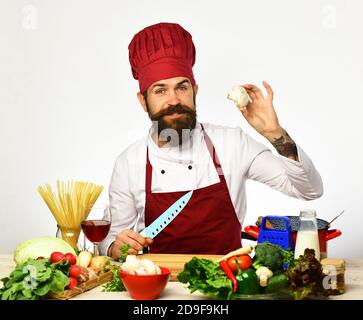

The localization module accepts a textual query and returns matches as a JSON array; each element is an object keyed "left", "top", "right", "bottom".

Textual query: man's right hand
[{"left": 109, "top": 229, "right": 153, "bottom": 260}]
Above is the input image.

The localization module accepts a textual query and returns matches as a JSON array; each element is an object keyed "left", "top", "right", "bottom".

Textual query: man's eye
[
  {"left": 178, "top": 86, "right": 188, "bottom": 91},
  {"left": 155, "top": 89, "right": 166, "bottom": 95}
]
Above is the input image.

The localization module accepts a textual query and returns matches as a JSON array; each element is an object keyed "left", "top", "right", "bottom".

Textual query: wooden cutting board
[{"left": 139, "top": 254, "right": 223, "bottom": 281}]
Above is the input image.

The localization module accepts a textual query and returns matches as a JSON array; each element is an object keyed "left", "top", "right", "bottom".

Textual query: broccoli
[{"left": 253, "top": 241, "right": 294, "bottom": 271}]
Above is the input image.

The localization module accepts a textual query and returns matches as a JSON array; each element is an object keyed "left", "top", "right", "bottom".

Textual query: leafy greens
[
  {"left": 177, "top": 257, "right": 235, "bottom": 300},
  {"left": 0, "top": 258, "right": 70, "bottom": 300}
]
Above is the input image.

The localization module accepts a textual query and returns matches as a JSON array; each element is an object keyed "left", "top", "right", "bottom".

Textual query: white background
[{"left": 1, "top": 0, "right": 362, "bottom": 258}]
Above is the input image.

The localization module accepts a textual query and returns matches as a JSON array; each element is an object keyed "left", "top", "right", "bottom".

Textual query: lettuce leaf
[{"left": 177, "top": 257, "right": 234, "bottom": 300}]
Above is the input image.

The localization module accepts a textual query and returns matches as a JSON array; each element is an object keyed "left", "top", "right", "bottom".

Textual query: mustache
[{"left": 149, "top": 104, "right": 196, "bottom": 121}]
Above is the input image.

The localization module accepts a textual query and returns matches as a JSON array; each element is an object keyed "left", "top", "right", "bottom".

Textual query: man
[{"left": 100, "top": 22, "right": 323, "bottom": 259}]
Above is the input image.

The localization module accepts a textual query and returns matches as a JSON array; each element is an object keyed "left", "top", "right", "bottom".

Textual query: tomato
[
  {"left": 65, "top": 253, "right": 77, "bottom": 265},
  {"left": 227, "top": 255, "right": 253, "bottom": 274},
  {"left": 69, "top": 265, "right": 81, "bottom": 278},
  {"left": 237, "top": 255, "right": 253, "bottom": 270},
  {"left": 67, "top": 276, "right": 78, "bottom": 289},
  {"left": 50, "top": 252, "right": 65, "bottom": 263},
  {"left": 227, "top": 257, "right": 239, "bottom": 274}
]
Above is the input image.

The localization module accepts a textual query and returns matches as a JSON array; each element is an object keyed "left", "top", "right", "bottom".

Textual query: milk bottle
[{"left": 294, "top": 209, "right": 320, "bottom": 260}]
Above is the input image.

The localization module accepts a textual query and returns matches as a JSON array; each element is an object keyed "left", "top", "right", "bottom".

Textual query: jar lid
[{"left": 321, "top": 258, "right": 345, "bottom": 270}]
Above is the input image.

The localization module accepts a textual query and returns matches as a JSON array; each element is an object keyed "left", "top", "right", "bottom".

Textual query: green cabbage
[{"left": 13, "top": 236, "right": 76, "bottom": 265}]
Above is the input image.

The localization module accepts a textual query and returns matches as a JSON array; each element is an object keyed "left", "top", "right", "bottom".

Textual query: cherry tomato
[
  {"left": 227, "top": 255, "right": 253, "bottom": 274},
  {"left": 50, "top": 252, "right": 65, "bottom": 263},
  {"left": 67, "top": 276, "right": 78, "bottom": 289},
  {"left": 69, "top": 265, "right": 81, "bottom": 278},
  {"left": 65, "top": 253, "right": 77, "bottom": 265}
]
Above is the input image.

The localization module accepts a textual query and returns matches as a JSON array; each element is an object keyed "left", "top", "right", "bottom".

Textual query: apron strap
[
  {"left": 200, "top": 123, "right": 226, "bottom": 180},
  {"left": 145, "top": 149, "right": 152, "bottom": 194}
]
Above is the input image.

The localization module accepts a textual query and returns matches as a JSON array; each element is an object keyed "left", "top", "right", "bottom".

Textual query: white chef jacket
[{"left": 99, "top": 122, "right": 323, "bottom": 255}]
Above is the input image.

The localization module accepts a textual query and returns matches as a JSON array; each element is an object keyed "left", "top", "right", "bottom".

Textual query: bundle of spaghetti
[{"left": 38, "top": 180, "right": 104, "bottom": 249}]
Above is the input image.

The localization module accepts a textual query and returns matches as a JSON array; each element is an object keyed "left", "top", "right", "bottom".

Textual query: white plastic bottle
[{"left": 294, "top": 210, "right": 320, "bottom": 260}]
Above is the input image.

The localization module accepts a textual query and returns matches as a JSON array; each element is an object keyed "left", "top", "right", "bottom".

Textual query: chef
[{"left": 100, "top": 22, "right": 324, "bottom": 259}]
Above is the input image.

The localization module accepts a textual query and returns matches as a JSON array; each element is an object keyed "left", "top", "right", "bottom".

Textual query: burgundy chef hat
[{"left": 128, "top": 22, "right": 196, "bottom": 93}]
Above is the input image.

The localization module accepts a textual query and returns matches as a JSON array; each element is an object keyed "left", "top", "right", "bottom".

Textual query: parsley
[
  {"left": 102, "top": 266, "right": 126, "bottom": 292},
  {"left": 118, "top": 244, "right": 131, "bottom": 262}
]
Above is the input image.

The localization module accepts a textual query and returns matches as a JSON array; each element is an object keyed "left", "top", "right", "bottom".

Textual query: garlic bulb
[{"left": 227, "top": 85, "right": 250, "bottom": 110}]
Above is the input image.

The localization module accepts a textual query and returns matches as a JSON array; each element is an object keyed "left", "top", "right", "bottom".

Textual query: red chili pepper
[{"left": 219, "top": 260, "right": 238, "bottom": 293}]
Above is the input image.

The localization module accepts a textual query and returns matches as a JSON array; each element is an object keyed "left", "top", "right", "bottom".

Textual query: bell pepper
[{"left": 235, "top": 268, "right": 261, "bottom": 295}]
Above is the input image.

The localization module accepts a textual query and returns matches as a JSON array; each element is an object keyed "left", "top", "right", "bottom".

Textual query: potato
[{"left": 89, "top": 256, "right": 111, "bottom": 271}]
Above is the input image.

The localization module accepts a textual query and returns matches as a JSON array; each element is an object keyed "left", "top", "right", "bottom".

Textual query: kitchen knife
[{"left": 140, "top": 190, "right": 193, "bottom": 239}]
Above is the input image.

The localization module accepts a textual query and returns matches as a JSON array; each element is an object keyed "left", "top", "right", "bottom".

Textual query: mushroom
[
  {"left": 121, "top": 255, "right": 161, "bottom": 275},
  {"left": 121, "top": 255, "right": 140, "bottom": 274},
  {"left": 139, "top": 259, "right": 158, "bottom": 274},
  {"left": 255, "top": 266, "right": 273, "bottom": 287},
  {"left": 227, "top": 85, "right": 250, "bottom": 110}
]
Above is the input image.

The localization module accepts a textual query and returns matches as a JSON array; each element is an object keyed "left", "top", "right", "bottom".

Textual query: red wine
[{"left": 81, "top": 220, "right": 111, "bottom": 243}]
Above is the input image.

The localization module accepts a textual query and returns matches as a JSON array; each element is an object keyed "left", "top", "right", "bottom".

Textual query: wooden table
[{"left": 1, "top": 254, "right": 362, "bottom": 300}]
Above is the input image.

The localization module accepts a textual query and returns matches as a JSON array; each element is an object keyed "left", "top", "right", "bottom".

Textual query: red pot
[{"left": 243, "top": 217, "right": 342, "bottom": 258}]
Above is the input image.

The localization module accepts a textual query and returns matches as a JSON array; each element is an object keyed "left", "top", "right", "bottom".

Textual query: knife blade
[{"left": 140, "top": 190, "right": 193, "bottom": 239}]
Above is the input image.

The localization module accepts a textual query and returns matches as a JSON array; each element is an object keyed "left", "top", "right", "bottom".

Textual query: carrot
[{"left": 217, "top": 245, "right": 255, "bottom": 262}]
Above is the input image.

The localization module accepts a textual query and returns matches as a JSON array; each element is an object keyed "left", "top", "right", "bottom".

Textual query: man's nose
[{"left": 166, "top": 90, "right": 181, "bottom": 106}]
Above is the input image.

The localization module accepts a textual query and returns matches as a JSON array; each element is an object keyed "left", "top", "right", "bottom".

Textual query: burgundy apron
[{"left": 144, "top": 124, "right": 242, "bottom": 254}]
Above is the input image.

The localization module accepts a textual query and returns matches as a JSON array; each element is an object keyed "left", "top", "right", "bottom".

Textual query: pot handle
[
  {"left": 243, "top": 225, "right": 260, "bottom": 240},
  {"left": 326, "top": 229, "right": 342, "bottom": 241}
]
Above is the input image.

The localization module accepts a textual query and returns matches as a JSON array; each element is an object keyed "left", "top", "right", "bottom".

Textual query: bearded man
[{"left": 100, "top": 22, "right": 323, "bottom": 259}]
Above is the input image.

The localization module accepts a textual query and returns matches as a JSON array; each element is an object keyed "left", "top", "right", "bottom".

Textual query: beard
[{"left": 146, "top": 100, "right": 197, "bottom": 147}]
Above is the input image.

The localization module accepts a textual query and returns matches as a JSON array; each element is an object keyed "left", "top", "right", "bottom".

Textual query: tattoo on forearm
[{"left": 271, "top": 130, "right": 299, "bottom": 161}]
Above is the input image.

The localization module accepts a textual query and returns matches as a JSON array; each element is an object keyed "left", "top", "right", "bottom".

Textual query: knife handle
[{"left": 137, "top": 230, "right": 147, "bottom": 254}]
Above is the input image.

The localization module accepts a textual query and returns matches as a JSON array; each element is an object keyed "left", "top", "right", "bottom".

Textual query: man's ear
[
  {"left": 193, "top": 83, "right": 199, "bottom": 95},
  {"left": 137, "top": 92, "right": 148, "bottom": 112}
]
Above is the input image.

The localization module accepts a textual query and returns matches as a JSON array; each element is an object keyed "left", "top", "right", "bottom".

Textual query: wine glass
[{"left": 81, "top": 204, "right": 111, "bottom": 256}]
